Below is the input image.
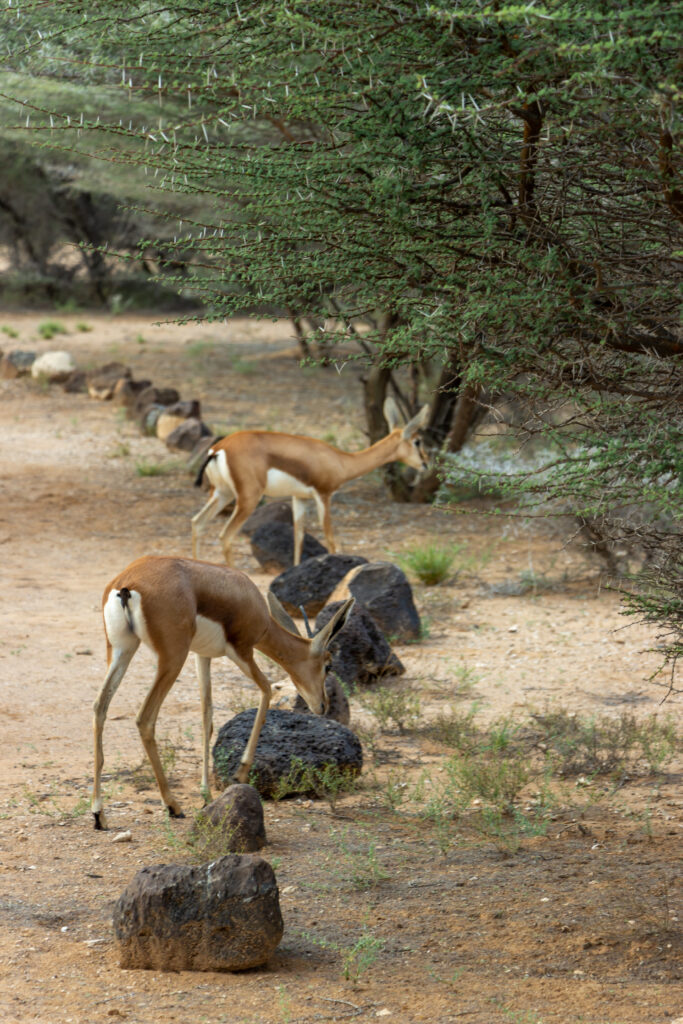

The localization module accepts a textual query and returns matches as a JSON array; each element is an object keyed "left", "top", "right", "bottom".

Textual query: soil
[{"left": 0, "top": 313, "right": 680, "bottom": 1024}]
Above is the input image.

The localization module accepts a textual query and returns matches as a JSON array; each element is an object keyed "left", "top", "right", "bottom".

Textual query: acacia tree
[{"left": 3, "top": 0, "right": 681, "bottom": 681}]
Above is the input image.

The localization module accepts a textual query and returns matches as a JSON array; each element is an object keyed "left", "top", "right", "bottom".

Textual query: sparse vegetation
[
  {"left": 395, "top": 541, "right": 463, "bottom": 585},
  {"left": 37, "top": 319, "right": 67, "bottom": 340}
]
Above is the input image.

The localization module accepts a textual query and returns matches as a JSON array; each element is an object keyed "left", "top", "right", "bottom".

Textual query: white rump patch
[
  {"left": 265, "top": 468, "right": 316, "bottom": 500},
  {"left": 103, "top": 589, "right": 151, "bottom": 650},
  {"left": 205, "top": 449, "right": 236, "bottom": 497}
]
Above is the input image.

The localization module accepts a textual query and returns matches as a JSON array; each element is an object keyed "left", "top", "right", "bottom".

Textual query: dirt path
[{"left": 0, "top": 314, "right": 680, "bottom": 1024}]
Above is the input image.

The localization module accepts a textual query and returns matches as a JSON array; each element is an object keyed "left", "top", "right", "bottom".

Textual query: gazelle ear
[
  {"left": 267, "top": 590, "right": 301, "bottom": 636},
  {"left": 310, "top": 598, "right": 355, "bottom": 657},
  {"left": 383, "top": 396, "right": 402, "bottom": 431},
  {"left": 402, "top": 403, "right": 430, "bottom": 439}
]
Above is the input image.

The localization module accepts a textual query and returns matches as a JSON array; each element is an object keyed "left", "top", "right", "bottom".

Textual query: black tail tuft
[
  {"left": 194, "top": 450, "right": 217, "bottom": 487},
  {"left": 117, "top": 588, "right": 135, "bottom": 632}
]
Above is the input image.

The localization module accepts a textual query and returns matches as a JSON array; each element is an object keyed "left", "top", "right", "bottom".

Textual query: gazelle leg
[
  {"left": 92, "top": 638, "right": 140, "bottom": 830},
  {"left": 230, "top": 653, "right": 272, "bottom": 784},
  {"left": 194, "top": 654, "right": 213, "bottom": 803},
  {"left": 192, "top": 490, "right": 231, "bottom": 559},
  {"left": 292, "top": 497, "right": 306, "bottom": 565},
  {"left": 135, "top": 651, "right": 188, "bottom": 818},
  {"left": 314, "top": 492, "right": 336, "bottom": 553},
  {"left": 217, "top": 499, "right": 259, "bottom": 565}
]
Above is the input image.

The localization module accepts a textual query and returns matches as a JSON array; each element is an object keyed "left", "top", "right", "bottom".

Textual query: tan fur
[{"left": 91, "top": 555, "right": 353, "bottom": 829}]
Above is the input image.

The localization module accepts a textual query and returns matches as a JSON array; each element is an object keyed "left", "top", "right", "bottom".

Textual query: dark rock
[
  {"left": 315, "top": 602, "right": 404, "bottom": 686},
  {"left": 250, "top": 522, "right": 327, "bottom": 574},
  {"left": 213, "top": 708, "right": 363, "bottom": 798},
  {"left": 140, "top": 404, "right": 166, "bottom": 436},
  {"left": 113, "top": 854, "right": 283, "bottom": 971},
  {"left": 192, "top": 784, "right": 266, "bottom": 853},
  {"left": 62, "top": 370, "right": 87, "bottom": 393},
  {"left": 86, "top": 361, "right": 131, "bottom": 399},
  {"left": 133, "top": 384, "right": 181, "bottom": 417},
  {"left": 0, "top": 350, "right": 36, "bottom": 378},
  {"left": 292, "top": 673, "right": 350, "bottom": 726},
  {"left": 112, "top": 376, "right": 153, "bottom": 410},
  {"left": 242, "top": 500, "right": 293, "bottom": 537},
  {"left": 269, "top": 553, "right": 368, "bottom": 617},
  {"left": 333, "top": 562, "right": 421, "bottom": 642},
  {"left": 164, "top": 417, "right": 213, "bottom": 453}
]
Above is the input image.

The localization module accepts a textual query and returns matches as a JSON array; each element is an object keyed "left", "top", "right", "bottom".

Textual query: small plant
[
  {"left": 76, "top": 322, "right": 92, "bottom": 332},
  {"left": 423, "top": 703, "right": 480, "bottom": 751},
  {"left": 271, "top": 758, "right": 358, "bottom": 810},
  {"left": 341, "top": 929, "right": 384, "bottom": 983},
  {"left": 230, "top": 355, "right": 257, "bottom": 375},
  {"left": 1, "top": 325, "right": 19, "bottom": 338},
  {"left": 37, "top": 319, "right": 67, "bottom": 340},
  {"left": 136, "top": 333, "right": 146, "bottom": 344},
  {"left": 334, "top": 829, "right": 390, "bottom": 890},
  {"left": 135, "top": 459, "right": 176, "bottom": 477},
  {"left": 357, "top": 685, "right": 422, "bottom": 734},
  {"left": 109, "top": 442, "right": 131, "bottom": 459},
  {"left": 396, "top": 542, "right": 464, "bottom": 585}
]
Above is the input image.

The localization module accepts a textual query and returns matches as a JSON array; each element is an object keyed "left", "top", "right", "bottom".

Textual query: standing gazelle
[
  {"left": 192, "top": 397, "right": 430, "bottom": 565},
  {"left": 92, "top": 555, "right": 354, "bottom": 830}
]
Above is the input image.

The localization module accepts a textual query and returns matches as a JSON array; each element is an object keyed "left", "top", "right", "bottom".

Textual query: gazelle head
[
  {"left": 267, "top": 592, "right": 355, "bottom": 714},
  {"left": 383, "top": 397, "right": 430, "bottom": 471}
]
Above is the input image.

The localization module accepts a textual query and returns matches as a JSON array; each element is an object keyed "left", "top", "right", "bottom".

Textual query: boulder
[
  {"left": 0, "top": 350, "right": 36, "bottom": 379},
  {"left": 191, "top": 784, "right": 266, "bottom": 853},
  {"left": 292, "top": 673, "right": 350, "bottom": 726},
  {"left": 330, "top": 561, "right": 421, "bottom": 642},
  {"left": 315, "top": 601, "right": 405, "bottom": 686},
  {"left": 112, "top": 376, "right": 153, "bottom": 411},
  {"left": 133, "top": 384, "right": 181, "bottom": 419},
  {"left": 62, "top": 370, "right": 87, "bottom": 394},
  {"left": 269, "top": 553, "right": 368, "bottom": 617},
  {"left": 156, "top": 399, "right": 202, "bottom": 442},
  {"left": 86, "top": 361, "right": 131, "bottom": 400},
  {"left": 242, "top": 500, "right": 293, "bottom": 537},
  {"left": 250, "top": 522, "right": 327, "bottom": 574},
  {"left": 213, "top": 708, "right": 363, "bottom": 798},
  {"left": 140, "top": 404, "right": 166, "bottom": 436},
  {"left": 31, "top": 350, "right": 75, "bottom": 383},
  {"left": 113, "top": 854, "right": 283, "bottom": 971},
  {"left": 164, "top": 417, "right": 213, "bottom": 453}
]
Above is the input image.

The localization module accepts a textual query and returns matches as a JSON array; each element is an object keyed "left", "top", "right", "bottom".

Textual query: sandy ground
[{"left": 0, "top": 313, "right": 680, "bottom": 1024}]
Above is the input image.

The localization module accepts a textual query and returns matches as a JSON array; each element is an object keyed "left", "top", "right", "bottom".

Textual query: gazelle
[
  {"left": 92, "top": 555, "right": 354, "bottom": 830},
  {"left": 192, "top": 396, "right": 430, "bottom": 565}
]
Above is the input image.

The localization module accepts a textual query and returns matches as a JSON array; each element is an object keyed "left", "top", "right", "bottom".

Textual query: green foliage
[
  {"left": 37, "top": 319, "right": 67, "bottom": 340},
  {"left": 396, "top": 542, "right": 464, "bottom": 585},
  {"left": 3, "top": 0, "right": 681, "bottom": 679},
  {"left": 135, "top": 458, "right": 176, "bottom": 477},
  {"left": 341, "top": 930, "right": 385, "bottom": 983},
  {"left": 357, "top": 685, "right": 422, "bottom": 734},
  {"left": 530, "top": 710, "right": 679, "bottom": 777},
  {"left": 1, "top": 325, "right": 19, "bottom": 338},
  {"left": 271, "top": 757, "right": 359, "bottom": 810}
]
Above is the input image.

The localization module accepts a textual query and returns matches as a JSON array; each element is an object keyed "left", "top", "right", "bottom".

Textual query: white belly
[
  {"left": 264, "top": 468, "right": 316, "bottom": 500},
  {"left": 190, "top": 614, "right": 230, "bottom": 659}
]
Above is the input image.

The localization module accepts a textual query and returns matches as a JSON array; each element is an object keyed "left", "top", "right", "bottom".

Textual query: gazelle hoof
[
  {"left": 93, "top": 811, "right": 107, "bottom": 831},
  {"left": 167, "top": 806, "right": 185, "bottom": 819}
]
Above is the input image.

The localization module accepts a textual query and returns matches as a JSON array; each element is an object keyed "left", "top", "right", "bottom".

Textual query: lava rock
[
  {"left": 250, "top": 521, "right": 327, "bottom": 573},
  {"left": 269, "top": 553, "right": 368, "bottom": 617},
  {"left": 213, "top": 708, "right": 363, "bottom": 798},
  {"left": 242, "top": 500, "right": 293, "bottom": 537},
  {"left": 86, "top": 361, "right": 131, "bottom": 399},
  {"left": 113, "top": 854, "right": 283, "bottom": 971},
  {"left": 192, "top": 784, "right": 266, "bottom": 853},
  {"left": 292, "top": 673, "right": 351, "bottom": 726},
  {"left": 164, "top": 417, "right": 213, "bottom": 453},
  {"left": 315, "top": 601, "right": 405, "bottom": 686},
  {"left": 0, "top": 350, "right": 36, "bottom": 378},
  {"left": 330, "top": 561, "right": 421, "bottom": 642}
]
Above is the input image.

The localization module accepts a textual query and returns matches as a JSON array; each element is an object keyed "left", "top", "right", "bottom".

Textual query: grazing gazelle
[
  {"left": 192, "top": 396, "right": 430, "bottom": 565},
  {"left": 92, "top": 555, "right": 354, "bottom": 830}
]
